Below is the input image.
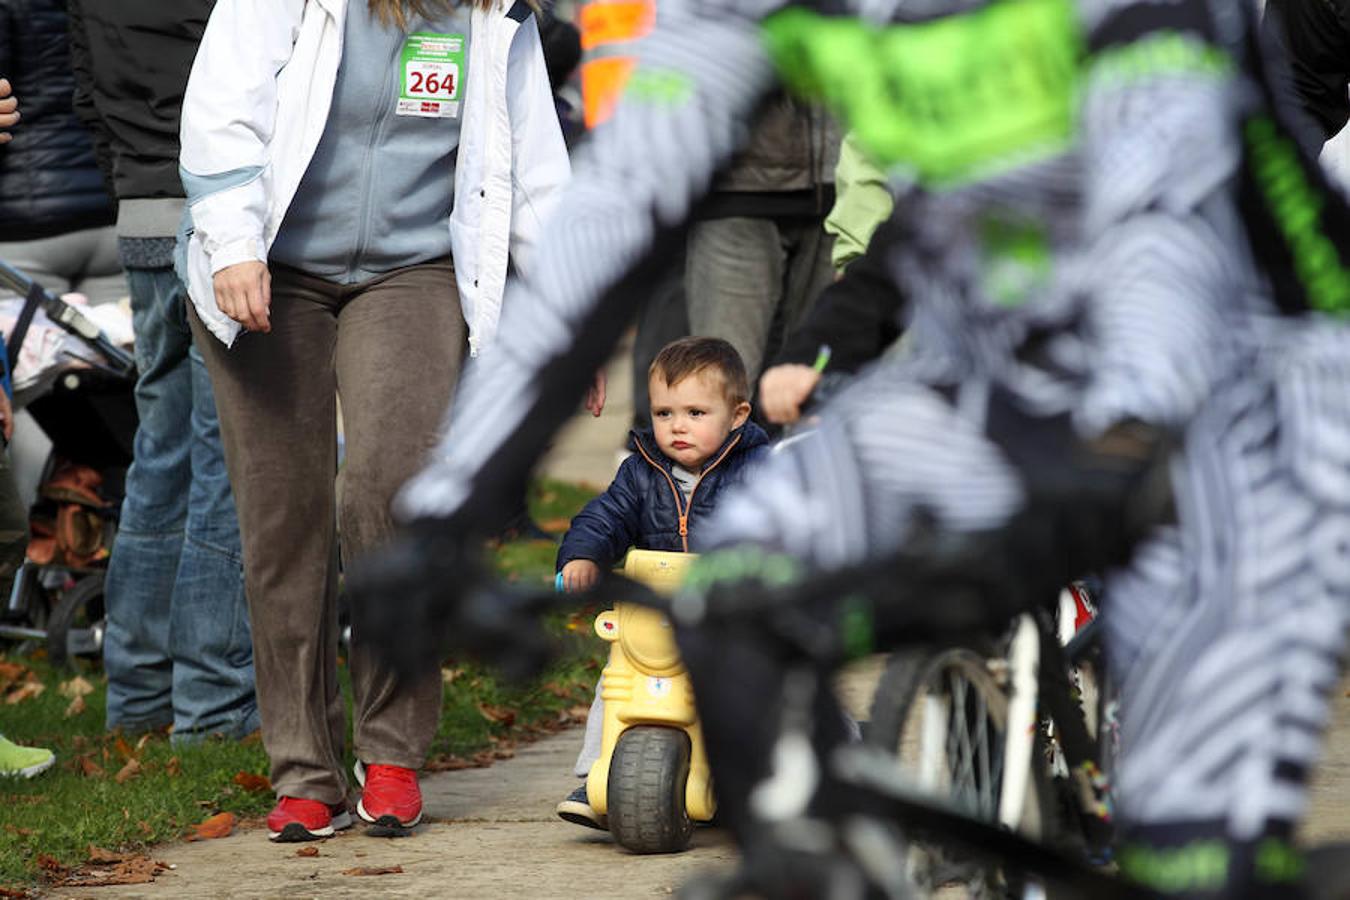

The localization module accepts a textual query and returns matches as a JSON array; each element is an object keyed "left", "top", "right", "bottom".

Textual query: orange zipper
[{"left": 633, "top": 434, "right": 743, "bottom": 553}]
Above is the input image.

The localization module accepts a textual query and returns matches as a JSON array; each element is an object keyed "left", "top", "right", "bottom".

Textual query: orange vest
[{"left": 578, "top": 0, "right": 655, "bottom": 128}]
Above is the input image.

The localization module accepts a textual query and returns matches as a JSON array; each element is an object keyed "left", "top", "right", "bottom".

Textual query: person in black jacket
[
  {"left": 1264, "top": 0, "right": 1350, "bottom": 144},
  {"left": 758, "top": 216, "right": 905, "bottom": 425},
  {"left": 0, "top": 0, "right": 120, "bottom": 303},
  {"left": 67, "top": 0, "right": 257, "bottom": 743},
  {"left": 554, "top": 337, "right": 768, "bottom": 829}
]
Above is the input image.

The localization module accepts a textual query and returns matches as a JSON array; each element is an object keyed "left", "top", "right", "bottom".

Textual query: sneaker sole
[
  {"left": 357, "top": 800, "right": 421, "bottom": 835},
  {"left": 556, "top": 800, "right": 608, "bottom": 831},
  {"left": 267, "top": 810, "right": 352, "bottom": 842},
  {"left": 0, "top": 755, "right": 55, "bottom": 779}
]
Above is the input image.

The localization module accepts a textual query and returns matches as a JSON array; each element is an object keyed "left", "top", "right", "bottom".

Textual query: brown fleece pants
[{"left": 191, "top": 260, "right": 465, "bottom": 803}]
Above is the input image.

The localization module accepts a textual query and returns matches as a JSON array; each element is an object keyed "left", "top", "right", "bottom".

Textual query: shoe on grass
[
  {"left": 266, "top": 796, "right": 353, "bottom": 842},
  {"left": 0, "top": 735, "right": 54, "bottom": 779},
  {"left": 556, "top": 783, "right": 607, "bottom": 831},
  {"left": 355, "top": 760, "right": 422, "bottom": 835}
]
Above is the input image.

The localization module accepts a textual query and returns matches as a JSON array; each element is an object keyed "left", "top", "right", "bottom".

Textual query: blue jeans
[{"left": 103, "top": 267, "right": 258, "bottom": 740}]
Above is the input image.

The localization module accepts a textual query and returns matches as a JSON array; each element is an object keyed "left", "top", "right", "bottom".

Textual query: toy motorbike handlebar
[{"left": 0, "top": 260, "right": 137, "bottom": 380}]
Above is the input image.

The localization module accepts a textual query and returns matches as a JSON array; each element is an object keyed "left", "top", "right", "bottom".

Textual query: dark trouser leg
[
  {"left": 190, "top": 270, "right": 345, "bottom": 803},
  {"left": 335, "top": 262, "right": 464, "bottom": 769}
]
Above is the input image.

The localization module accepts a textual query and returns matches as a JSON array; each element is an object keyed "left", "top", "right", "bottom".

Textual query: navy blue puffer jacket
[
  {"left": 557, "top": 422, "right": 770, "bottom": 570},
  {"left": 0, "top": 0, "right": 114, "bottom": 242}
]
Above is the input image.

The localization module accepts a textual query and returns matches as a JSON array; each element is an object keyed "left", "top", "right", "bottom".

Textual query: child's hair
[{"left": 649, "top": 337, "right": 750, "bottom": 406}]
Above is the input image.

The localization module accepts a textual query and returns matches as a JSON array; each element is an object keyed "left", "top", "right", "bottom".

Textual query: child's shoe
[
  {"left": 354, "top": 761, "right": 422, "bottom": 835},
  {"left": 556, "top": 783, "right": 607, "bottom": 831},
  {"left": 266, "top": 796, "right": 352, "bottom": 842},
  {"left": 0, "top": 736, "right": 54, "bottom": 778}
]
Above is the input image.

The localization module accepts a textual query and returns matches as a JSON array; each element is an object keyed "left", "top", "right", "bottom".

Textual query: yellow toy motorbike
[{"left": 587, "top": 549, "right": 715, "bottom": 853}]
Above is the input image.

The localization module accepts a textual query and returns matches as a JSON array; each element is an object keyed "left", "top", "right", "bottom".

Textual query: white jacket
[{"left": 178, "top": 0, "right": 570, "bottom": 354}]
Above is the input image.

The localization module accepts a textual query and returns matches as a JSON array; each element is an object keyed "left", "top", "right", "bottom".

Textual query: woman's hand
[
  {"left": 0, "top": 79, "right": 19, "bottom": 144},
  {"left": 584, "top": 368, "right": 607, "bottom": 417},
  {"left": 758, "top": 364, "right": 821, "bottom": 425},
  {"left": 212, "top": 261, "right": 272, "bottom": 333},
  {"left": 561, "top": 559, "right": 602, "bottom": 592}
]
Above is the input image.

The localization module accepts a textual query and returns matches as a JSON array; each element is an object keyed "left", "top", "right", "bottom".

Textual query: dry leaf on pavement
[
  {"left": 186, "top": 811, "right": 236, "bottom": 841},
  {"left": 295, "top": 847, "right": 319, "bottom": 858},
  {"left": 341, "top": 866, "right": 403, "bottom": 876},
  {"left": 61, "top": 855, "right": 168, "bottom": 887}
]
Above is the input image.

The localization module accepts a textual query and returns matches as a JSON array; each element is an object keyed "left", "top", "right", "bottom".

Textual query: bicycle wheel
[{"left": 868, "top": 639, "right": 1055, "bottom": 897}]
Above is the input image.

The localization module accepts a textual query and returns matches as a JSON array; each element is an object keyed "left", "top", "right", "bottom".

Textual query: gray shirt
[{"left": 270, "top": 2, "right": 471, "bottom": 283}]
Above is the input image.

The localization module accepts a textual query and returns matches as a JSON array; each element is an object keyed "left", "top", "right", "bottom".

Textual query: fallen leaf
[
  {"left": 232, "top": 771, "right": 271, "bottom": 793},
  {"left": 58, "top": 675, "right": 95, "bottom": 699},
  {"left": 341, "top": 865, "right": 403, "bottom": 876},
  {"left": 60, "top": 855, "right": 167, "bottom": 887},
  {"left": 476, "top": 703, "right": 517, "bottom": 727},
  {"left": 440, "top": 667, "right": 465, "bottom": 685},
  {"left": 36, "top": 853, "right": 66, "bottom": 876},
  {"left": 542, "top": 681, "right": 580, "bottom": 699},
  {"left": 137, "top": 820, "right": 153, "bottom": 837},
  {"left": 492, "top": 747, "right": 516, "bottom": 760},
  {"left": 77, "top": 755, "right": 105, "bottom": 778},
  {"left": 423, "top": 755, "right": 483, "bottom": 772},
  {"left": 114, "top": 758, "right": 142, "bottom": 784},
  {"left": 135, "top": 733, "right": 153, "bottom": 752},
  {"left": 295, "top": 846, "right": 319, "bottom": 858},
  {"left": 4, "top": 681, "right": 43, "bottom": 705},
  {"left": 87, "top": 845, "right": 128, "bottom": 865},
  {"left": 112, "top": 736, "right": 134, "bottom": 760},
  {"left": 0, "top": 885, "right": 29, "bottom": 897},
  {"left": 186, "top": 811, "right": 236, "bottom": 841},
  {"left": 64, "top": 693, "right": 86, "bottom": 718},
  {"left": 0, "top": 661, "right": 28, "bottom": 688},
  {"left": 2, "top": 823, "right": 32, "bottom": 837},
  {"left": 537, "top": 517, "right": 570, "bottom": 533},
  {"left": 566, "top": 704, "right": 591, "bottom": 720},
  {"left": 165, "top": 756, "right": 181, "bottom": 777}
]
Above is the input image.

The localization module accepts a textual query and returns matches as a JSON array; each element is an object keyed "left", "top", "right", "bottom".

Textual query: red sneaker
[
  {"left": 355, "top": 761, "right": 422, "bottom": 834},
  {"left": 266, "top": 796, "right": 352, "bottom": 842}
]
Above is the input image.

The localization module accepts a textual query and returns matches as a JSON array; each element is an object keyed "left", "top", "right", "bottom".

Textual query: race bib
[{"left": 398, "top": 32, "right": 465, "bottom": 118}]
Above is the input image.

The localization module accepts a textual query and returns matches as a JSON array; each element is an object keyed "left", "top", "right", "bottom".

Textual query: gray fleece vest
[{"left": 270, "top": 2, "right": 472, "bottom": 283}]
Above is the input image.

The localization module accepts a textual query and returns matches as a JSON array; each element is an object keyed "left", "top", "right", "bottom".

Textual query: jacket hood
[{"left": 628, "top": 420, "right": 770, "bottom": 470}]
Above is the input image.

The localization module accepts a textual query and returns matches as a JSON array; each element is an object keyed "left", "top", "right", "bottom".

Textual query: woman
[{"left": 177, "top": 0, "right": 568, "bottom": 841}]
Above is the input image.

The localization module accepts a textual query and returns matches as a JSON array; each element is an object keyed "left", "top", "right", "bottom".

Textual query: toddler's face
[{"left": 649, "top": 370, "right": 751, "bottom": 471}]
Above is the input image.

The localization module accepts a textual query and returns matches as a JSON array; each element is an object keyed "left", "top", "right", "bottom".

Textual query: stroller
[{"left": 0, "top": 261, "right": 137, "bottom": 668}]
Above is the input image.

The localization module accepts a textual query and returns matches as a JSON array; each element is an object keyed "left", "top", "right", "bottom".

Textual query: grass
[{"left": 0, "top": 479, "right": 599, "bottom": 889}]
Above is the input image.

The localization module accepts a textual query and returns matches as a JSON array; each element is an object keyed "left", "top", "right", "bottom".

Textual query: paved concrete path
[{"left": 52, "top": 729, "right": 736, "bottom": 900}]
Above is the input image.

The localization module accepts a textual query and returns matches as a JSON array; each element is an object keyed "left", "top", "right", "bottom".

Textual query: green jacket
[{"left": 823, "top": 131, "right": 893, "bottom": 273}]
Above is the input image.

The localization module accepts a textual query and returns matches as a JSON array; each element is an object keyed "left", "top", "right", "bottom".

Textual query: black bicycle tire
[
  {"left": 45, "top": 573, "right": 106, "bottom": 669},
  {"left": 867, "top": 639, "right": 1063, "bottom": 897}
]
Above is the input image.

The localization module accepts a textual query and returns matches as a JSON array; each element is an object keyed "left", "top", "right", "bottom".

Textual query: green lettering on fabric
[
  {"left": 1118, "top": 840, "right": 1229, "bottom": 893},
  {"left": 1245, "top": 115, "right": 1350, "bottom": 314},
  {"left": 981, "top": 215, "right": 1052, "bottom": 307},
  {"left": 625, "top": 68, "right": 695, "bottom": 106},
  {"left": 761, "top": 0, "right": 1082, "bottom": 186},
  {"left": 1090, "top": 31, "right": 1231, "bottom": 84}
]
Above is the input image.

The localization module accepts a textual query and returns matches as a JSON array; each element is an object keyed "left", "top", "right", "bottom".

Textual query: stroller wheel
[{"left": 46, "top": 573, "right": 106, "bottom": 669}]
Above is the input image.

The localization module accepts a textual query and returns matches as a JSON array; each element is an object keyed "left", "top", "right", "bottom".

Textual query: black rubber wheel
[
  {"left": 868, "top": 641, "right": 1058, "bottom": 898},
  {"left": 45, "top": 573, "right": 106, "bottom": 669},
  {"left": 607, "top": 725, "right": 695, "bottom": 854}
]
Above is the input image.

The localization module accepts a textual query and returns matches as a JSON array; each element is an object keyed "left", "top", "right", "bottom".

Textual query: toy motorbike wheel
[
  {"left": 607, "top": 725, "right": 695, "bottom": 854},
  {"left": 46, "top": 573, "right": 107, "bottom": 669}
]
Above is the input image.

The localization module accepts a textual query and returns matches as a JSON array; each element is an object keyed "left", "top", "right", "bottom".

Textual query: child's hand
[{"left": 561, "top": 559, "right": 602, "bottom": 592}]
